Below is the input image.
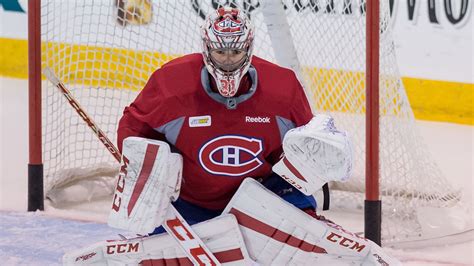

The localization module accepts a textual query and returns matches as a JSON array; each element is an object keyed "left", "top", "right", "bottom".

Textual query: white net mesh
[{"left": 40, "top": 0, "right": 470, "bottom": 244}]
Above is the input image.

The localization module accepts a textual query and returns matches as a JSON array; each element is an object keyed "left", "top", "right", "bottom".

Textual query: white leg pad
[
  {"left": 222, "top": 178, "right": 401, "bottom": 265},
  {"left": 63, "top": 214, "right": 252, "bottom": 265}
]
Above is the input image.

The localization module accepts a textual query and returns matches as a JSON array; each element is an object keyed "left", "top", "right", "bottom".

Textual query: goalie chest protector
[{"left": 118, "top": 53, "right": 313, "bottom": 210}]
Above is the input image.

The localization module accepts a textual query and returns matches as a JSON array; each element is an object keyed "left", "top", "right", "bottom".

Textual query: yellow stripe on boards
[
  {"left": 0, "top": 38, "right": 29, "bottom": 79},
  {"left": 43, "top": 42, "right": 180, "bottom": 91},
  {"left": 403, "top": 78, "right": 473, "bottom": 125},
  {"left": 0, "top": 37, "right": 472, "bottom": 125},
  {"left": 302, "top": 67, "right": 365, "bottom": 114}
]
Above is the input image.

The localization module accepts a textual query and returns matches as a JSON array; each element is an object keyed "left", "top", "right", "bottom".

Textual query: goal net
[{"left": 37, "top": 0, "right": 471, "bottom": 245}]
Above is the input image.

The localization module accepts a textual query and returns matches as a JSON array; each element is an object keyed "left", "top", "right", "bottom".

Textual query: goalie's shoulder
[
  {"left": 251, "top": 56, "right": 304, "bottom": 103},
  {"left": 251, "top": 55, "right": 299, "bottom": 83},
  {"left": 148, "top": 53, "right": 203, "bottom": 97},
  {"left": 153, "top": 53, "right": 203, "bottom": 79},
  {"left": 161, "top": 53, "right": 204, "bottom": 70}
]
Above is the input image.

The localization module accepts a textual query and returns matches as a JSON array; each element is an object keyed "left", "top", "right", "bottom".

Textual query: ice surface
[{"left": 0, "top": 212, "right": 127, "bottom": 265}]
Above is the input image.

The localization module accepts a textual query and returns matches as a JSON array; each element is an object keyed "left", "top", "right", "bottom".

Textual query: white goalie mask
[{"left": 201, "top": 7, "right": 254, "bottom": 97}]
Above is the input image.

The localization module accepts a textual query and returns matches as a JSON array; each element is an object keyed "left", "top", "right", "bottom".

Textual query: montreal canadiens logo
[
  {"left": 199, "top": 135, "right": 263, "bottom": 176},
  {"left": 213, "top": 18, "right": 243, "bottom": 35}
]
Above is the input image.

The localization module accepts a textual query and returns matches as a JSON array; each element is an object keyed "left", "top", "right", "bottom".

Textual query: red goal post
[
  {"left": 365, "top": 0, "right": 381, "bottom": 245},
  {"left": 28, "top": 0, "right": 471, "bottom": 246},
  {"left": 28, "top": 0, "right": 43, "bottom": 212}
]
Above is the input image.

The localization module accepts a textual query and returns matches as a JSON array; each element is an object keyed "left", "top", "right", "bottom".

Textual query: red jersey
[{"left": 118, "top": 53, "right": 313, "bottom": 210}]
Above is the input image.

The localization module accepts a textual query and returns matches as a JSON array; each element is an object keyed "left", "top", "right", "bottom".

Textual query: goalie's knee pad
[{"left": 223, "top": 178, "right": 401, "bottom": 265}]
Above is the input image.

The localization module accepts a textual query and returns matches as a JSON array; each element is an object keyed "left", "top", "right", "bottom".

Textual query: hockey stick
[{"left": 43, "top": 67, "right": 221, "bottom": 266}]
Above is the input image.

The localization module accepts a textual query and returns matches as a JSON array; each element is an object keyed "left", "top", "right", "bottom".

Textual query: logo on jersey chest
[
  {"left": 199, "top": 135, "right": 263, "bottom": 176},
  {"left": 189, "top": 115, "right": 211, "bottom": 127}
]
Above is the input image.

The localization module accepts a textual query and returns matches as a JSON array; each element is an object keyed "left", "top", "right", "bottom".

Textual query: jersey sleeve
[
  {"left": 290, "top": 76, "right": 314, "bottom": 127},
  {"left": 117, "top": 71, "right": 166, "bottom": 152},
  {"left": 266, "top": 74, "right": 313, "bottom": 167}
]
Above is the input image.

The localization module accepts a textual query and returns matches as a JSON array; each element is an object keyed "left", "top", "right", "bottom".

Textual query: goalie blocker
[
  {"left": 108, "top": 137, "right": 182, "bottom": 234},
  {"left": 273, "top": 114, "right": 353, "bottom": 196}
]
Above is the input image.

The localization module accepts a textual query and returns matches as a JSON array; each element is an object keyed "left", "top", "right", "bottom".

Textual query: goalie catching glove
[
  {"left": 273, "top": 114, "right": 353, "bottom": 195},
  {"left": 108, "top": 137, "right": 182, "bottom": 234}
]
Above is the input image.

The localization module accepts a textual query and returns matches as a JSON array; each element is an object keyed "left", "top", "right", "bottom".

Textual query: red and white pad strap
[
  {"left": 273, "top": 114, "right": 353, "bottom": 195},
  {"left": 108, "top": 137, "right": 182, "bottom": 234}
]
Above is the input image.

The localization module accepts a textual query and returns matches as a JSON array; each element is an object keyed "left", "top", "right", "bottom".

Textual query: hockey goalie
[{"left": 63, "top": 6, "right": 400, "bottom": 265}]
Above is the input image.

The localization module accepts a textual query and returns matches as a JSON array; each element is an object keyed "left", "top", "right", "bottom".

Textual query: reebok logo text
[{"left": 245, "top": 116, "right": 271, "bottom": 123}]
